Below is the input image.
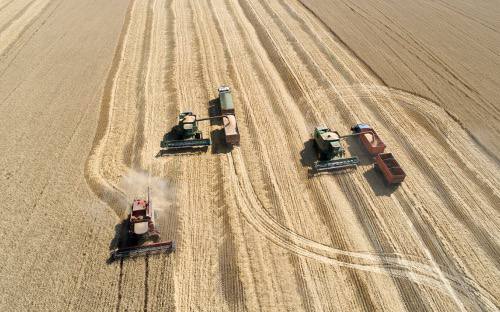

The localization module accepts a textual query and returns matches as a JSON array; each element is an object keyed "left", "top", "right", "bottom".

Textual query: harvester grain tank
[
  {"left": 351, "top": 123, "right": 386, "bottom": 155},
  {"left": 312, "top": 126, "right": 359, "bottom": 171},
  {"left": 110, "top": 191, "right": 175, "bottom": 260},
  {"left": 218, "top": 86, "right": 235, "bottom": 115},
  {"left": 161, "top": 112, "right": 211, "bottom": 149},
  {"left": 374, "top": 152, "right": 406, "bottom": 185}
]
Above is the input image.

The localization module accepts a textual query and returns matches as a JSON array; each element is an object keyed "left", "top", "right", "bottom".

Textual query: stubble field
[{"left": 0, "top": 0, "right": 498, "bottom": 311}]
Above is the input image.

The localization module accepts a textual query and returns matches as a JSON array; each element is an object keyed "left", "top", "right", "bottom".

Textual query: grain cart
[
  {"left": 312, "top": 126, "right": 359, "bottom": 171},
  {"left": 110, "top": 190, "right": 175, "bottom": 260},
  {"left": 351, "top": 123, "right": 386, "bottom": 155},
  {"left": 374, "top": 153, "right": 406, "bottom": 185},
  {"left": 161, "top": 112, "right": 211, "bottom": 149}
]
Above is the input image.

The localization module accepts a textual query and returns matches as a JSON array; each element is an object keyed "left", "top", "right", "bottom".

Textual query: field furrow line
[{"left": 0, "top": 0, "right": 52, "bottom": 56}]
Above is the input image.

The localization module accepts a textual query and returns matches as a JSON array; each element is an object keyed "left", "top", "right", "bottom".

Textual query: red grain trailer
[
  {"left": 374, "top": 153, "right": 406, "bottom": 185},
  {"left": 351, "top": 124, "right": 386, "bottom": 155}
]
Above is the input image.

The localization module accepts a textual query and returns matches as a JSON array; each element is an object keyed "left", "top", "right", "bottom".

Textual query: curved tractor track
[{"left": 84, "top": 0, "right": 499, "bottom": 310}]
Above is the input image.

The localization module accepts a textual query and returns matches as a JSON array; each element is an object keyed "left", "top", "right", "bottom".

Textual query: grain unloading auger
[
  {"left": 110, "top": 190, "right": 175, "bottom": 261},
  {"left": 312, "top": 126, "right": 359, "bottom": 171}
]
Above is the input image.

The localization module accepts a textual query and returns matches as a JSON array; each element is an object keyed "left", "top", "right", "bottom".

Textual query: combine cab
[
  {"left": 110, "top": 193, "right": 175, "bottom": 261},
  {"left": 161, "top": 112, "right": 211, "bottom": 149},
  {"left": 312, "top": 126, "right": 359, "bottom": 171}
]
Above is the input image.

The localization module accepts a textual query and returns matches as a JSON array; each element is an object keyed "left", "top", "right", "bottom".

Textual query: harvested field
[{"left": 0, "top": 0, "right": 499, "bottom": 311}]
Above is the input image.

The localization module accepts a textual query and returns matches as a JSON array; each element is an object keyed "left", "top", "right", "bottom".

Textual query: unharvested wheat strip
[
  {"left": 100, "top": 0, "right": 150, "bottom": 188},
  {"left": 85, "top": 0, "right": 140, "bottom": 217}
]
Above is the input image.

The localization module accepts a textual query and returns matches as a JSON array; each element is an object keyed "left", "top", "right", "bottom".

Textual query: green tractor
[
  {"left": 161, "top": 112, "right": 211, "bottom": 149},
  {"left": 312, "top": 126, "right": 359, "bottom": 171}
]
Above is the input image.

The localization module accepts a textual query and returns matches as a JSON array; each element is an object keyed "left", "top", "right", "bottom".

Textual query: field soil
[{"left": 0, "top": 0, "right": 499, "bottom": 311}]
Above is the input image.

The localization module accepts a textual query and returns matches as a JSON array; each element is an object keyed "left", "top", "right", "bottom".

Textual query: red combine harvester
[
  {"left": 351, "top": 123, "right": 386, "bottom": 155},
  {"left": 374, "top": 153, "right": 406, "bottom": 185},
  {"left": 110, "top": 191, "right": 175, "bottom": 261}
]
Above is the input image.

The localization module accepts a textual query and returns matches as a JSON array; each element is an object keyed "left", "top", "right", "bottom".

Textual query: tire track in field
[
  {"left": 86, "top": 0, "right": 177, "bottom": 309},
  {"left": 0, "top": 0, "right": 63, "bottom": 78},
  {"left": 0, "top": 0, "right": 37, "bottom": 34},
  {"left": 229, "top": 0, "right": 420, "bottom": 308},
  {"left": 0, "top": 0, "right": 52, "bottom": 56},
  {"left": 227, "top": 148, "right": 498, "bottom": 311},
  {"left": 79, "top": 1, "right": 137, "bottom": 309},
  {"left": 0, "top": 0, "right": 17, "bottom": 13}
]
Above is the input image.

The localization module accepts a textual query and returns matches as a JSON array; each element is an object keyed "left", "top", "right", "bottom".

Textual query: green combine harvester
[
  {"left": 312, "top": 126, "right": 359, "bottom": 171},
  {"left": 161, "top": 112, "right": 211, "bottom": 149}
]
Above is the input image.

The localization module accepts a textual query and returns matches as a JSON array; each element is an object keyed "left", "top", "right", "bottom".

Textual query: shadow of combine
[
  {"left": 299, "top": 139, "right": 316, "bottom": 169},
  {"left": 299, "top": 139, "right": 318, "bottom": 177},
  {"left": 107, "top": 219, "right": 134, "bottom": 264}
]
